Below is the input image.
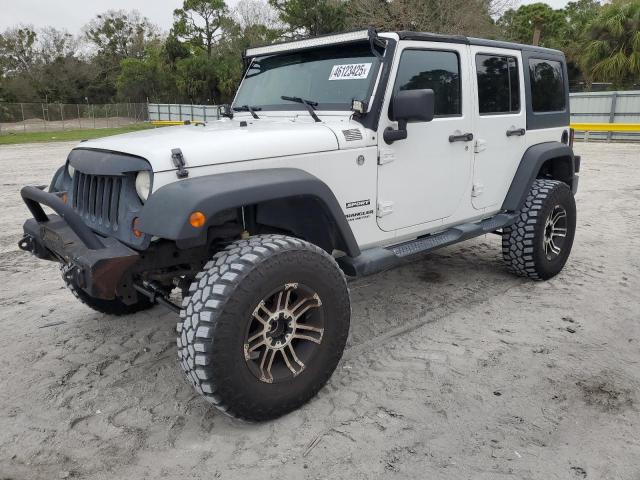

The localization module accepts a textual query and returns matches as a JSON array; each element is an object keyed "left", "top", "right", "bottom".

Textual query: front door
[
  {"left": 377, "top": 42, "right": 474, "bottom": 232},
  {"left": 470, "top": 46, "right": 528, "bottom": 210}
]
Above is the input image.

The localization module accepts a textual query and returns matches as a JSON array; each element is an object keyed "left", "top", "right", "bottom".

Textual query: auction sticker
[{"left": 329, "top": 63, "right": 372, "bottom": 80}]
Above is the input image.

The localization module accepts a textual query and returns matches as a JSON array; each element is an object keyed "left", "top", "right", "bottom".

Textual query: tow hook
[
  {"left": 18, "top": 235, "right": 34, "bottom": 253},
  {"left": 18, "top": 233, "right": 54, "bottom": 260},
  {"left": 62, "top": 263, "right": 86, "bottom": 288}
]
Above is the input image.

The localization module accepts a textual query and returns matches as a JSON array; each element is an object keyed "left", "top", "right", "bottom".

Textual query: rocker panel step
[
  {"left": 337, "top": 213, "right": 516, "bottom": 277},
  {"left": 390, "top": 230, "right": 460, "bottom": 257},
  {"left": 390, "top": 213, "right": 516, "bottom": 258}
]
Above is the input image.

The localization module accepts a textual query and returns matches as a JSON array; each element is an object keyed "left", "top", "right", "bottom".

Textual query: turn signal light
[
  {"left": 189, "top": 211, "right": 206, "bottom": 228},
  {"left": 132, "top": 217, "right": 143, "bottom": 238}
]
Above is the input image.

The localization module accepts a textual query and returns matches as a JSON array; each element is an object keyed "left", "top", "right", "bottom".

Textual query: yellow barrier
[{"left": 571, "top": 123, "right": 640, "bottom": 132}]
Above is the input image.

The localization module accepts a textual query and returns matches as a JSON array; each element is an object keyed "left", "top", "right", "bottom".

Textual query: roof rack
[{"left": 243, "top": 29, "right": 564, "bottom": 59}]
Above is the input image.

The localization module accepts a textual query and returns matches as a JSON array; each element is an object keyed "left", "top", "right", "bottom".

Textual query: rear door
[{"left": 470, "top": 46, "right": 528, "bottom": 210}]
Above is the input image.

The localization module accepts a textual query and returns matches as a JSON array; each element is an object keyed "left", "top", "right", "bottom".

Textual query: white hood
[{"left": 76, "top": 118, "right": 347, "bottom": 172}]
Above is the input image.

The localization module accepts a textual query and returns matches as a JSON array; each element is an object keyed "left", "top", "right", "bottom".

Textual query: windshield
[{"left": 234, "top": 42, "right": 381, "bottom": 111}]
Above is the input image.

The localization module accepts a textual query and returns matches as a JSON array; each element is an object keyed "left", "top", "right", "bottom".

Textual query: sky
[{"left": 0, "top": 0, "right": 572, "bottom": 34}]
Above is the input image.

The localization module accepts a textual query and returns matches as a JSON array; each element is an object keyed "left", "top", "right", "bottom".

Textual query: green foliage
[
  {"left": 83, "top": 10, "right": 160, "bottom": 103},
  {"left": 173, "top": 0, "right": 230, "bottom": 56},
  {"left": 40, "top": 56, "right": 95, "bottom": 103},
  {"left": 346, "top": 0, "right": 496, "bottom": 37},
  {"left": 581, "top": 0, "right": 640, "bottom": 88},
  {"left": 559, "top": 0, "right": 602, "bottom": 84},
  {"left": 0, "top": 27, "right": 38, "bottom": 75},
  {"left": 498, "top": 2, "right": 567, "bottom": 47},
  {"left": 116, "top": 42, "right": 179, "bottom": 102},
  {"left": 497, "top": 0, "right": 608, "bottom": 86},
  {"left": 163, "top": 34, "right": 191, "bottom": 66},
  {"left": 176, "top": 53, "right": 219, "bottom": 103},
  {"left": 269, "top": 0, "right": 346, "bottom": 36},
  {"left": 84, "top": 10, "right": 159, "bottom": 60},
  {"left": 0, "top": 26, "right": 95, "bottom": 102},
  {"left": 563, "top": 0, "right": 602, "bottom": 39}
]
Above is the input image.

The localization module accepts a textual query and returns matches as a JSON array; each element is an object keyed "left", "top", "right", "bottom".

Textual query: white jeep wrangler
[{"left": 19, "top": 29, "right": 580, "bottom": 420}]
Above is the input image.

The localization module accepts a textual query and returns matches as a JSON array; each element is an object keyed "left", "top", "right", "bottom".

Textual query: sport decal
[{"left": 346, "top": 199, "right": 370, "bottom": 209}]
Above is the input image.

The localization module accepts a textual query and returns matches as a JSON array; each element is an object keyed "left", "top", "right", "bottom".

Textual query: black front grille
[{"left": 72, "top": 172, "right": 122, "bottom": 229}]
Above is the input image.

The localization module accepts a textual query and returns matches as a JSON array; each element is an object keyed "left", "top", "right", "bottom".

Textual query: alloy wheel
[
  {"left": 543, "top": 205, "right": 568, "bottom": 260},
  {"left": 244, "top": 283, "right": 324, "bottom": 383}
]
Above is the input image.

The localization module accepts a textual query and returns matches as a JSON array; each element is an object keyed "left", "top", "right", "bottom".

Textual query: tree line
[{"left": 0, "top": 0, "right": 638, "bottom": 106}]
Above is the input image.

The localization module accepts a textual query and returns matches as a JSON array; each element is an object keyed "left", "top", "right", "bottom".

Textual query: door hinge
[
  {"left": 377, "top": 200, "right": 394, "bottom": 217},
  {"left": 472, "top": 183, "right": 484, "bottom": 197},
  {"left": 378, "top": 149, "right": 395, "bottom": 165},
  {"left": 474, "top": 139, "right": 487, "bottom": 154}
]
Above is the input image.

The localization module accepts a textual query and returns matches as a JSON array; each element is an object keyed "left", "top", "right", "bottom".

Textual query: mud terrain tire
[
  {"left": 177, "top": 234, "right": 350, "bottom": 421},
  {"left": 502, "top": 179, "right": 576, "bottom": 280}
]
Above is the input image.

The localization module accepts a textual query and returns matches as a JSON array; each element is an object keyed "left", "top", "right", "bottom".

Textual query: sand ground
[{"left": 0, "top": 141, "right": 638, "bottom": 480}]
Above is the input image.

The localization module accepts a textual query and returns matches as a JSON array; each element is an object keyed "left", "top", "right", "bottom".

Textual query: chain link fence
[{"left": 0, "top": 103, "right": 149, "bottom": 135}]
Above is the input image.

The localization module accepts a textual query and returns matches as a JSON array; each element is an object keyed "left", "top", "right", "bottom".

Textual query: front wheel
[
  {"left": 502, "top": 179, "right": 576, "bottom": 280},
  {"left": 177, "top": 235, "right": 350, "bottom": 421},
  {"left": 63, "top": 268, "right": 154, "bottom": 316}
]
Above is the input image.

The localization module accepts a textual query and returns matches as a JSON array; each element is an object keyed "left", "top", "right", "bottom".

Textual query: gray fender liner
[
  {"left": 502, "top": 141, "right": 576, "bottom": 212},
  {"left": 137, "top": 168, "right": 360, "bottom": 257}
]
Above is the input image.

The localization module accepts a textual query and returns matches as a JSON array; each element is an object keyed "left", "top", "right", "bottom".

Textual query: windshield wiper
[
  {"left": 281, "top": 96, "right": 321, "bottom": 123},
  {"left": 233, "top": 105, "right": 261, "bottom": 119}
]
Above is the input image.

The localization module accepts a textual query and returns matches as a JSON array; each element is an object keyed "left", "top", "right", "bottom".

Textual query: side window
[
  {"left": 393, "top": 49, "right": 461, "bottom": 117},
  {"left": 529, "top": 59, "right": 566, "bottom": 112},
  {"left": 476, "top": 54, "right": 520, "bottom": 115}
]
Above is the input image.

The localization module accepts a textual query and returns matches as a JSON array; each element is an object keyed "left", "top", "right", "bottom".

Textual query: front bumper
[{"left": 19, "top": 186, "right": 139, "bottom": 300}]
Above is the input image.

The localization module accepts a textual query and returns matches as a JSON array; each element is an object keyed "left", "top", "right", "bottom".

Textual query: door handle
[
  {"left": 449, "top": 133, "right": 474, "bottom": 143},
  {"left": 506, "top": 128, "right": 526, "bottom": 137}
]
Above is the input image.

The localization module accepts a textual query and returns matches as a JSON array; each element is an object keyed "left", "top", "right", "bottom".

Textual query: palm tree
[{"left": 581, "top": 0, "right": 640, "bottom": 89}]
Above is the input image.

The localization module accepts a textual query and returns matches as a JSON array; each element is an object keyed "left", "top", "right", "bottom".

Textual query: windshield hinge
[{"left": 171, "top": 148, "right": 189, "bottom": 179}]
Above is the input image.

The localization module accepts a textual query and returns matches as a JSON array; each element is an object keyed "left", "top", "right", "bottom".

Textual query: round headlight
[
  {"left": 135, "top": 171, "right": 151, "bottom": 202},
  {"left": 67, "top": 163, "right": 75, "bottom": 178}
]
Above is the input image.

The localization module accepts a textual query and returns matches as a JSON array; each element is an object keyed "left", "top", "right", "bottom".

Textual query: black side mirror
[{"left": 384, "top": 89, "right": 435, "bottom": 144}]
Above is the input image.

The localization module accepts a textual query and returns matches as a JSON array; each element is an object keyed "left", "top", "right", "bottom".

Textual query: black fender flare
[
  {"left": 137, "top": 168, "right": 360, "bottom": 257},
  {"left": 502, "top": 141, "right": 577, "bottom": 212},
  {"left": 49, "top": 165, "right": 66, "bottom": 192}
]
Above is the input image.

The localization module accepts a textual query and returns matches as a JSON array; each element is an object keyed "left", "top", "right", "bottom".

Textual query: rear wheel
[
  {"left": 502, "top": 179, "right": 576, "bottom": 280},
  {"left": 177, "top": 234, "right": 350, "bottom": 421}
]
